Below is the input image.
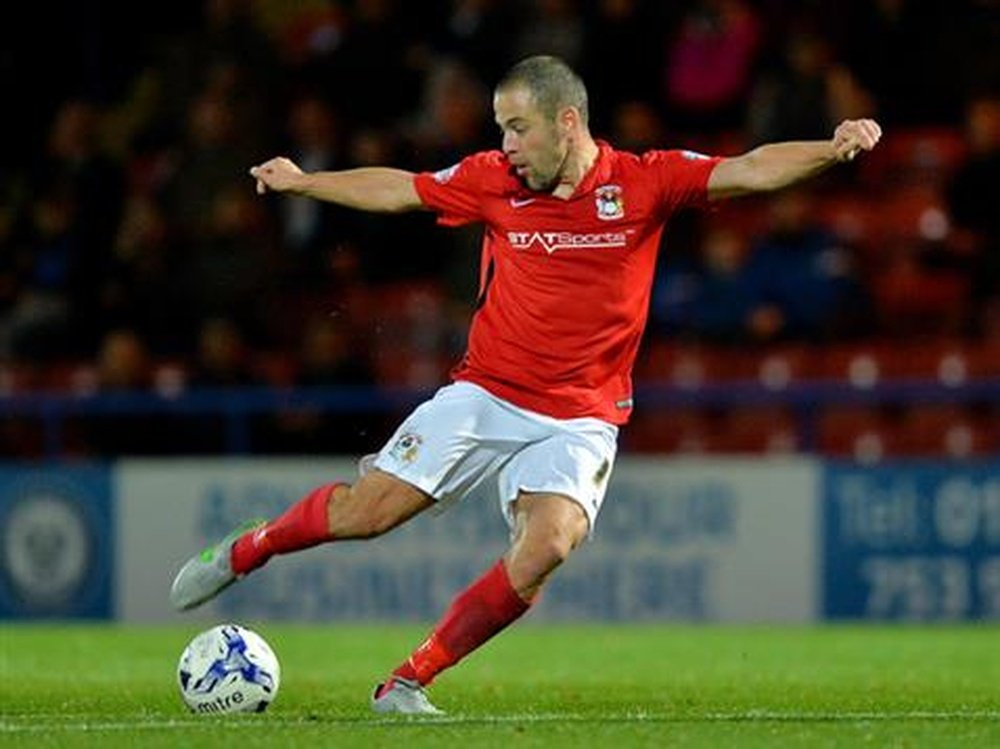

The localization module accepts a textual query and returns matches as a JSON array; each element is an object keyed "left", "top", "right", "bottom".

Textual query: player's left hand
[
  {"left": 249, "top": 156, "right": 304, "bottom": 195},
  {"left": 832, "top": 119, "right": 882, "bottom": 162}
]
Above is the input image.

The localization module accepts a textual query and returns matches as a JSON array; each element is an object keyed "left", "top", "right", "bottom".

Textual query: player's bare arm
[
  {"left": 707, "top": 118, "right": 882, "bottom": 200},
  {"left": 249, "top": 157, "right": 425, "bottom": 213}
]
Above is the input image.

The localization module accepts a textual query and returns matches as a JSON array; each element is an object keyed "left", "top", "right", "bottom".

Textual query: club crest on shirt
[
  {"left": 595, "top": 184, "right": 624, "bottom": 221},
  {"left": 388, "top": 432, "right": 423, "bottom": 464}
]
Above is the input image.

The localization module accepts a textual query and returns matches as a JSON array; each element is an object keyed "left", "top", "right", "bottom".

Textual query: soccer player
[{"left": 170, "top": 55, "right": 881, "bottom": 714}]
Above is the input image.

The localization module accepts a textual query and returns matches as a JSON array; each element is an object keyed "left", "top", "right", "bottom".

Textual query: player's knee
[
  {"left": 518, "top": 529, "right": 575, "bottom": 577},
  {"left": 542, "top": 531, "right": 576, "bottom": 568}
]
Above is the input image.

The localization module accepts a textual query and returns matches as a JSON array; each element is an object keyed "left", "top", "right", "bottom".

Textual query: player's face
[{"left": 494, "top": 85, "right": 569, "bottom": 192}]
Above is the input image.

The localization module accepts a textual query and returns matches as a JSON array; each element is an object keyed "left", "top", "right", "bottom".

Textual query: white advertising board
[{"left": 116, "top": 457, "right": 819, "bottom": 622}]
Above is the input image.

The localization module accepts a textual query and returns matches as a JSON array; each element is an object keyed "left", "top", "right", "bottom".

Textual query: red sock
[
  {"left": 391, "top": 559, "right": 531, "bottom": 687},
  {"left": 230, "top": 482, "right": 342, "bottom": 575}
]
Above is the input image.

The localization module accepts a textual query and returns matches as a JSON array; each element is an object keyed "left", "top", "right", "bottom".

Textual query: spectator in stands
[
  {"left": 164, "top": 90, "right": 254, "bottom": 242},
  {"left": 653, "top": 227, "right": 777, "bottom": 343},
  {"left": 26, "top": 100, "right": 125, "bottom": 353},
  {"left": 430, "top": 0, "right": 518, "bottom": 87},
  {"left": 0, "top": 185, "right": 79, "bottom": 360},
  {"left": 277, "top": 94, "right": 349, "bottom": 285},
  {"left": 317, "top": 0, "right": 425, "bottom": 127},
  {"left": 747, "top": 30, "right": 873, "bottom": 146},
  {"left": 406, "top": 59, "right": 492, "bottom": 170},
  {"left": 263, "top": 314, "right": 378, "bottom": 456},
  {"left": 947, "top": 94, "right": 1000, "bottom": 335},
  {"left": 95, "top": 328, "right": 152, "bottom": 392},
  {"left": 181, "top": 184, "right": 275, "bottom": 344},
  {"left": 580, "top": 0, "right": 663, "bottom": 132},
  {"left": 403, "top": 58, "right": 493, "bottom": 301},
  {"left": 82, "top": 328, "right": 171, "bottom": 456},
  {"left": 182, "top": 317, "right": 263, "bottom": 454},
  {"left": 149, "top": 0, "right": 279, "bottom": 138},
  {"left": 839, "top": 0, "right": 958, "bottom": 126},
  {"left": 662, "top": 0, "right": 761, "bottom": 132},
  {"left": 104, "top": 195, "right": 190, "bottom": 354},
  {"left": 189, "top": 317, "right": 254, "bottom": 388},
  {"left": 513, "top": 0, "right": 586, "bottom": 71},
  {"left": 609, "top": 100, "right": 668, "bottom": 154},
  {"left": 747, "top": 190, "right": 869, "bottom": 340}
]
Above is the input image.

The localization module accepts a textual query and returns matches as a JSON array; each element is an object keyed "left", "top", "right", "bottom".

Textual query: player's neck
[{"left": 552, "top": 136, "right": 599, "bottom": 199}]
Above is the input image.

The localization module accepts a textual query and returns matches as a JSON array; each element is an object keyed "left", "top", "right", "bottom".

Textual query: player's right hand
[
  {"left": 831, "top": 119, "right": 882, "bottom": 162},
  {"left": 249, "top": 157, "right": 304, "bottom": 195}
]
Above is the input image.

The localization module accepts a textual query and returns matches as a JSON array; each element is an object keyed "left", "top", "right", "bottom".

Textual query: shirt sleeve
[
  {"left": 414, "top": 152, "right": 496, "bottom": 227},
  {"left": 643, "top": 149, "right": 723, "bottom": 214}
]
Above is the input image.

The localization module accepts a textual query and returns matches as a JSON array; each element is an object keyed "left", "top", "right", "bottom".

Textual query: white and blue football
[{"left": 177, "top": 623, "right": 281, "bottom": 714}]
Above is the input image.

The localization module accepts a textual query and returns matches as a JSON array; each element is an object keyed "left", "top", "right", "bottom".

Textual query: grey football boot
[
  {"left": 371, "top": 677, "right": 444, "bottom": 715},
  {"left": 169, "top": 519, "right": 266, "bottom": 611}
]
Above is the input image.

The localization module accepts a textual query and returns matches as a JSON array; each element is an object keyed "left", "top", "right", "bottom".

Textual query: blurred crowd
[{"left": 1, "top": 0, "right": 999, "bottom": 456}]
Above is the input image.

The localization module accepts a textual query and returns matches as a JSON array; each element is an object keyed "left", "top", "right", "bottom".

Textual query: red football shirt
[{"left": 413, "top": 141, "right": 721, "bottom": 424}]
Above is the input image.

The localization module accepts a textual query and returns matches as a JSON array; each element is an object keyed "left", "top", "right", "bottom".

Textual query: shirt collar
[
  {"left": 570, "top": 140, "right": 614, "bottom": 198},
  {"left": 505, "top": 140, "right": 614, "bottom": 200}
]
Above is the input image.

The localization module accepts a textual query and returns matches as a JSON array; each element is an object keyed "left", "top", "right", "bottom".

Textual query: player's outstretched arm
[
  {"left": 707, "top": 119, "right": 882, "bottom": 200},
  {"left": 249, "top": 157, "right": 425, "bottom": 213}
]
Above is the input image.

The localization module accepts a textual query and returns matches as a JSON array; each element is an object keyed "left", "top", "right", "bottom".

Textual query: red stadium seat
[
  {"left": 368, "top": 282, "right": 455, "bottom": 387},
  {"left": 898, "top": 405, "right": 998, "bottom": 458},
  {"left": 858, "top": 126, "right": 967, "bottom": 188},
  {"left": 252, "top": 352, "right": 298, "bottom": 388},
  {"left": 709, "top": 406, "right": 800, "bottom": 454},
  {"left": 816, "top": 192, "right": 882, "bottom": 248},
  {"left": 754, "top": 345, "right": 820, "bottom": 389},
  {"left": 623, "top": 407, "right": 716, "bottom": 454},
  {"left": 0, "top": 363, "right": 45, "bottom": 394},
  {"left": 878, "top": 184, "right": 951, "bottom": 244},
  {"left": 636, "top": 342, "right": 758, "bottom": 387},
  {"left": 817, "top": 406, "right": 905, "bottom": 462}
]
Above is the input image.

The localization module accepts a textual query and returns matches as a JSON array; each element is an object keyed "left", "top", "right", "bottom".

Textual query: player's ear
[{"left": 558, "top": 106, "right": 577, "bottom": 134}]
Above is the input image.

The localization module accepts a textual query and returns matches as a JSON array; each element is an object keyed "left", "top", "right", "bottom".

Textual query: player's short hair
[{"left": 497, "top": 55, "right": 589, "bottom": 126}]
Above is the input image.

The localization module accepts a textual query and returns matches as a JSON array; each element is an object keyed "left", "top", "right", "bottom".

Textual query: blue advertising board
[
  {"left": 0, "top": 466, "right": 113, "bottom": 619},
  {"left": 823, "top": 462, "right": 1000, "bottom": 620}
]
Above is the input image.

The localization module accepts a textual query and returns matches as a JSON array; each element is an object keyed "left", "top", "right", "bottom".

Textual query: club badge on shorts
[
  {"left": 595, "top": 184, "right": 624, "bottom": 221},
  {"left": 389, "top": 432, "right": 423, "bottom": 464}
]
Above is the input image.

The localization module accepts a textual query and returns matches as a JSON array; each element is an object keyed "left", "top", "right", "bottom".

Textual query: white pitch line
[{"left": 4, "top": 710, "right": 1000, "bottom": 733}]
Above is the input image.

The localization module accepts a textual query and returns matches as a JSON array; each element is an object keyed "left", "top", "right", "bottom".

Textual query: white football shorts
[{"left": 371, "top": 381, "right": 618, "bottom": 535}]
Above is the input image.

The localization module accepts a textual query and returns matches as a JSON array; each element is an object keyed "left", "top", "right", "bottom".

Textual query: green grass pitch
[{"left": 2, "top": 623, "right": 1000, "bottom": 747}]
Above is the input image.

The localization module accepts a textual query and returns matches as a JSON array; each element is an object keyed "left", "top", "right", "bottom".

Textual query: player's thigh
[
  {"left": 372, "top": 382, "right": 535, "bottom": 505},
  {"left": 331, "top": 468, "right": 434, "bottom": 538},
  {"left": 497, "top": 421, "right": 618, "bottom": 536}
]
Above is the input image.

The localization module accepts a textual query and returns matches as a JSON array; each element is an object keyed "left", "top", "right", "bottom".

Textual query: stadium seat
[
  {"left": 878, "top": 183, "right": 951, "bottom": 244},
  {"left": 816, "top": 344, "right": 887, "bottom": 387},
  {"left": 0, "top": 363, "right": 44, "bottom": 394},
  {"left": 817, "top": 406, "right": 905, "bottom": 463},
  {"left": 871, "top": 255, "right": 969, "bottom": 336},
  {"left": 754, "top": 345, "right": 820, "bottom": 389},
  {"left": 709, "top": 406, "right": 800, "bottom": 454},
  {"left": 623, "top": 407, "right": 715, "bottom": 454},
  {"left": 898, "top": 405, "right": 998, "bottom": 458},
  {"left": 251, "top": 352, "right": 298, "bottom": 388},
  {"left": 636, "top": 342, "right": 757, "bottom": 387},
  {"left": 45, "top": 362, "right": 100, "bottom": 395},
  {"left": 858, "top": 126, "right": 967, "bottom": 188},
  {"left": 368, "top": 282, "right": 455, "bottom": 387},
  {"left": 816, "top": 192, "right": 881, "bottom": 247}
]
